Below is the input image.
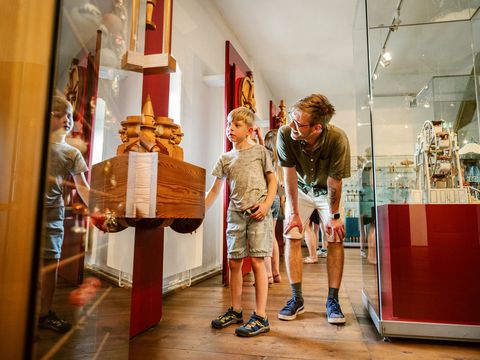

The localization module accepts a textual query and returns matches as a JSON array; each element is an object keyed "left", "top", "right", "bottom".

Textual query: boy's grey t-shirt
[
  {"left": 212, "top": 144, "right": 273, "bottom": 212},
  {"left": 45, "top": 142, "right": 88, "bottom": 208}
]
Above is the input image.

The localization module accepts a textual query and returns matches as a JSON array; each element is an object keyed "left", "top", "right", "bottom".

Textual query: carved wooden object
[
  {"left": 238, "top": 71, "right": 257, "bottom": 113},
  {"left": 146, "top": 0, "right": 157, "bottom": 30},
  {"left": 117, "top": 94, "right": 184, "bottom": 159},
  {"left": 277, "top": 99, "right": 287, "bottom": 126},
  {"left": 89, "top": 152, "right": 205, "bottom": 232}
]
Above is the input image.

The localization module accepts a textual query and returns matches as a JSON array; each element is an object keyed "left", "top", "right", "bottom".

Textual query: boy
[
  {"left": 39, "top": 95, "right": 90, "bottom": 333},
  {"left": 205, "top": 107, "right": 277, "bottom": 337}
]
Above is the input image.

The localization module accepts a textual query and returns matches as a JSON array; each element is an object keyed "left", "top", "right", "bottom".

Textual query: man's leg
[
  {"left": 285, "top": 237, "right": 303, "bottom": 285},
  {"left": 278, "top": 191, "right": 314, "bottom": 320},
  {"left": 316, "top": 195, "right": 346, "bottom": 324},
  {"left": 326, "top": 242, "right": 344, "bottom": 290}
]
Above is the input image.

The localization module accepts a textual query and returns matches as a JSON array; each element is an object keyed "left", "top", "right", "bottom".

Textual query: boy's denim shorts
[
  {"left": 43, "top": 206, "right": 65, "bottom": 260},
  {"left": 271, "top": 195, "right": 283, "bottom": 220},
  {"left": 226, "top": 208, "right": 273, "bottom": 259}
]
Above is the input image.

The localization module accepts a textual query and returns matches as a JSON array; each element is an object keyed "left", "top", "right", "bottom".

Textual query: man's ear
[{"left": 313, "top": 123, "right": 323, "bottom": 132}]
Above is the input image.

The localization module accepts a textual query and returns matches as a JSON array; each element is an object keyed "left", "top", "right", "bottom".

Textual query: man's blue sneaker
[
  {"left": 235, "top": 312, "right": 270, "bottom": 337},
  {"left": 278, "top": 297, "right": 304, "bottom": 320},
  {"left": 326, "top": 297, "right": 345, "bottom": 324},
  {"left": 211, "top": 307, "right": 243, "bottom": 329}
]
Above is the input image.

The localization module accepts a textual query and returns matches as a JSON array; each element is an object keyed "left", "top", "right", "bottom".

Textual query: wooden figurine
[
  {"left": 171, "top": 126, "right": 184, "bottom": 160},
  {"left": 155, "top": 116, "right": 184, "bottom": 160},
  {"left": 238, "top": 71, "right": 257, "bottom": 113},
  {"left": 117, "top": 95, "right": 184, "bottom": 159},
  {"left": 146, "top": 0, "right": 157, "bottom": 30},
  {"left": 277, "top": 99, "right": 287, "bottom": 127}
]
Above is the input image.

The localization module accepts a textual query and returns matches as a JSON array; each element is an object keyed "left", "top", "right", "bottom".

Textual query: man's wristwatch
[{"left": 331, "top": 212, "right": 341, "bottom": 220}]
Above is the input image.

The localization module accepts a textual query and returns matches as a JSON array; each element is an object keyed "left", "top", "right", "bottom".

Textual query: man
[{"left": 276, "top": 93, "right": 350, "bottom": 324}]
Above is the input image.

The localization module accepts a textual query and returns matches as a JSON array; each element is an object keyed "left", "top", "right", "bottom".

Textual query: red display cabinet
[{"left": 362, "top": 204, "right": 480, "bottom": 341}]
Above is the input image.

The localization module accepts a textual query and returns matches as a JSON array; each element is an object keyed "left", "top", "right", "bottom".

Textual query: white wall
[{"left": 164, "top": 0, "right": 275, "bottom": 283}]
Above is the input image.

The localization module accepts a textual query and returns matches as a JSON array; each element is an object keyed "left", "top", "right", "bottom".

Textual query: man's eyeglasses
[{"left": 288, "top": 112, "right": 312, "bottom": 129}]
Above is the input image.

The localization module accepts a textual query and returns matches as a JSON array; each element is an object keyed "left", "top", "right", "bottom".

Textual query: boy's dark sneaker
[
  {"left": 211, "top": 307, "right": 243, "bottom": 329},
  {"left": 278, "top": 297, "right": 305, "bottom": 320},
  {"left": 235, "top": 312, "right": 270, "bottom": 337},
  {"left": 39, "top": 311, "right": 72, "bottom": 333},
  {"left": 326, "top": 297, "right": 346, "bottom": 324}
]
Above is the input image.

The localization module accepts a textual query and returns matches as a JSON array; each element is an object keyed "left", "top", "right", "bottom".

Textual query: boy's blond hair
[
  {"left": 51, "top": 95, "right": 73, "bottom": 115},
  {"left": 227, "top": 106, "right": 255, "bottom": 128}
]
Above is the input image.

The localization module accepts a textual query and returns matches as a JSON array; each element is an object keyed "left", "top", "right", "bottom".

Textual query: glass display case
[
  {"left": 355, "top": 0, "right": 480, "bottom": 341},
  {"left": 33, "top": 1, "right": 146, "bottom": 358}
]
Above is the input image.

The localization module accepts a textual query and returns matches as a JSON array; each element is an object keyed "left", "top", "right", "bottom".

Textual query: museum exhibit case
[
  {"left": 24, "top": 0, "right": 206, "bottom": 358},
  {"left": 354, "top": 0, "right": 480, "bottom": 341}
]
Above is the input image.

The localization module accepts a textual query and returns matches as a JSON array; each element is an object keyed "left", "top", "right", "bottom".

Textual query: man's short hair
[
  {"left": 227, "top": 106, "right": 255, "bottom": 128},
  {"left": 292, "top": 93, "right": 336, "bottom": 126}
]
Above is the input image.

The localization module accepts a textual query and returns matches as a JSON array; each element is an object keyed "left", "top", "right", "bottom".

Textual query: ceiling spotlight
[
  {"left": 379, "top": 51, "right": 392, "bottom": 67},
  {"left": 423, "top": 101, "right": 430, "bottom": 108},
  {"left": 390, "top": 9, "right": 402, "bottom": 31},
  {"left": 372, "top": 73, "right": 378, "bottom": 80}
]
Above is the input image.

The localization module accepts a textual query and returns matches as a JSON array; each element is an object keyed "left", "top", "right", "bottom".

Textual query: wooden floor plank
[
  {"left": 129, "top": 248, "right": 480, "bottom": 359},
  {"left": 35, "top": 248, "right": 480, "bottom": 359}
]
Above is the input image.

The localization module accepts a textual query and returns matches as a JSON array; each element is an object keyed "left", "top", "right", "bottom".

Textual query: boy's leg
[
  {"left": 271, "top": 221, "right": 281, "bottom": 282},
  {"left": 40, "top": 259, "right": 58, "bottom": 317},
  {"left": 229, "top": 258, "right": 244, "bottom": 311},
  {"left": 303, "top": 221, "right": 318, "bottom": 263},
  {"left": 250, "top": 257, "right": 268, "bottom": 317},
  {"left": 264, "top": 256, "right": 273, "bottom": 282},
  {"left": 211, "top": 210, "right": 247, "bottom": 329},
  {"left": 246, "top": 211, "right": 272, "bottom": 318},
  {"left": 234, "top": 214, "right": 272, "bottom": 337}
]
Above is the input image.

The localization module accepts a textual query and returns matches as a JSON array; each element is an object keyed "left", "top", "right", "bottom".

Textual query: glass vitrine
[
  {"left": 32, "top": 1, "right": 148, "bottom": 357},
  {"left": 355, "top": 0, "right": 480, "bottom": 341}
]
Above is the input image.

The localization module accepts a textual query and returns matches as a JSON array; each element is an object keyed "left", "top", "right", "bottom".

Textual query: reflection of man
[{"left": 276, "top": 94, "right": 350, "bottom": 324}]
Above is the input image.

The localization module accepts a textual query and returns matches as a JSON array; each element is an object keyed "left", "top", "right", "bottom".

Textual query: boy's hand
[{"left": 250, "top": 203, "right": 269, "bottom": 221}]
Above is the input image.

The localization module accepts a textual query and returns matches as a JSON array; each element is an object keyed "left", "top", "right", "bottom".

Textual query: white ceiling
[
  {"left": 211, "top": 0, "right": 479, "bottom": 111},
  {"left": 212, "top": 0, "right": 358, "bottom": 110}
]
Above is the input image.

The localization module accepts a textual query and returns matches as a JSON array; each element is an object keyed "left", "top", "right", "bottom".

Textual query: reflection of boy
[
  {"left": 205, "top": 107, "right": 277, "bottom": 337},
  {"left": 39, "top": 96, "right": 90, "bottom": 333}
]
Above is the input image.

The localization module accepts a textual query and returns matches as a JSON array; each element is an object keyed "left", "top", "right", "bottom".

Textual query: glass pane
[
  {"left": 364, "top": 0, "right": 480, "bottom": 328},
  {"left": 369, "top": 19, "right": 475, "bottom": 206},
  {"left": 368, "top": 0, "right": 480, "bottom": 28},
  {"left": 355, "top": 0, "right": 381, "bottom": 314},
  {"left": 33, "top": 0, "right": 143, "bottom": 357}
]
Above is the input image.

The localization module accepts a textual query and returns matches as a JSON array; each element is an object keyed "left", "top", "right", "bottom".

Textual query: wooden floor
[{"left": 129, "top": 249, "right": 480, "bottom": 359}]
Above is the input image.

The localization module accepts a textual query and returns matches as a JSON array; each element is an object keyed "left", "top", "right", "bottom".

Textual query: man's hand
[
  {"left": 325, "top": 218, "right": 345, "bottom": 241},
  {"left": 283, "top": 213, "right": 303, "bottom": 235}
]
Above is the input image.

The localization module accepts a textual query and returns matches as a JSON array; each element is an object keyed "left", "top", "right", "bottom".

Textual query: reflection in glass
[{"left": 34, "top": 0, "right": 139, "bottom": 358}]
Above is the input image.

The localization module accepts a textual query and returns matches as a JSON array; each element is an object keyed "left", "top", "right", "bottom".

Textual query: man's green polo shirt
[{"left": 277, "top": 124, "right": 351, "bottom": 193}]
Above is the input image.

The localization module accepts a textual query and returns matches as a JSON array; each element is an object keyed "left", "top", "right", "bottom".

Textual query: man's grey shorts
[{"left": 226, "top": 209, "right": 273, "bottom": 259}]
